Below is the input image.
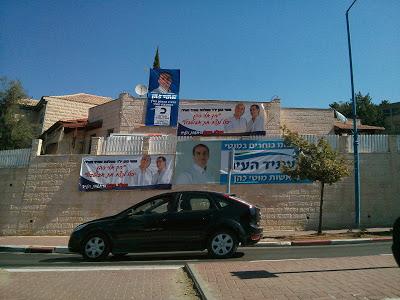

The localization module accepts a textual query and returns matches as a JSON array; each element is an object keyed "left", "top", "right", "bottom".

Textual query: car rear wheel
[
  {"left": 208, "top": 230, "right": 238, "bottom": 258},
  {"left": 82, "top": 233, "right": 110, "bottom": 261}
]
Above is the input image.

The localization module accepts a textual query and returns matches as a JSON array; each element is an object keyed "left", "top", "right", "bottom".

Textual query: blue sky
[{"left": 1, "top": 0, "right": 399, "bottom": 108}]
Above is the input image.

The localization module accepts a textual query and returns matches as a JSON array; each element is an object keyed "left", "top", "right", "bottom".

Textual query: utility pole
[{"left": 346, "top": 0, "right": 361, "bottom": 228}]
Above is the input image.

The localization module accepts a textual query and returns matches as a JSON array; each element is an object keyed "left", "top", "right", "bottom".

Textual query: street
[
  {"left": 1, "top": 242, "right": 399, "bottom": 299},
  {"left": 0, "top": 242, "right": 394, "bottom": 267}
]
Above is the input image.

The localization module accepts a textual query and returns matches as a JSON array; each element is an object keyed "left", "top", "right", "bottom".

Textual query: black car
[
  {"left": 68, "top": 191, "right": 263, "bottom": 261},
  {"left": 392, "top": 217, "right": 400, "bottom": 267}
]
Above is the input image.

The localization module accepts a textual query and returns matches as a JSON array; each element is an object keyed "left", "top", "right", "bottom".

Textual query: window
[
  {"left": 215, "top": 196, "right": 232, "bottom": 208},
  {"left": 130, "top": 197, "right": 172, "bottom": 215},
  {"left": 178, "top": 195, "right": 211, "bottom": 212},
  {"left": 106, "top": 129, "right": 114, "bottom": 137}
]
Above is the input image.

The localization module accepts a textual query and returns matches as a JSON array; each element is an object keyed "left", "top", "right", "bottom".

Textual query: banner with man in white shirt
[
  {"left": 79, "top": 155, "right": 174, "bottom": 191},
  {"left": 177, "top": 102, "right": 266, "bottom": 136}
]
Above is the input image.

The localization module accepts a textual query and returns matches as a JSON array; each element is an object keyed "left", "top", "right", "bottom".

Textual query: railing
[
  {"left": 0, "top": 148, "right": 31, "bottom": 168},
  {"left": 99, "top": 134, "right": 393, "bottom": 155},
  {"left": 100, "top": 136, "right": 144, "bottom": 155},
  {"left": 148, "top": 136, "right": 177, "bottom": 154}
]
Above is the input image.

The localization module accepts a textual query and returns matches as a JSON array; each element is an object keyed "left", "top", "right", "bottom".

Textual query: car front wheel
[
  {"left": 208, "top": 230, "right": 238, "bottom": 258},
  {"left": 82, "top": 233, "right": 110, "bottom": 261}
]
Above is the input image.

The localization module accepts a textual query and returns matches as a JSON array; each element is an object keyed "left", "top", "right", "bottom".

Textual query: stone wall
[
  {"left": 281, "top": 108, "right": 335, "bottom": 135},
  {"left": 41, "top": 99, "right": 97, "bottom": 133},
  {"left": 0, "top": 137, "right": 399, "bottom": 235}
]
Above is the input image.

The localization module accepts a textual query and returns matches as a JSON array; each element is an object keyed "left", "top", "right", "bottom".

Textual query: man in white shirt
[
  {"left": 151, "top": 72, "right": 173, "bottom": 94},
  {"left": 152, "top": 156, "right": 172, "bottom": 184},
  {"left": 246, "top": 104, "right": 264, "bottom": 132},
  {"left": 175, "top": 144, "right": 212, "bottom": 184},
  {"left": 131, "top": 155, "right": 154, "bottom": 186},
  {"left": 224, "top": 103, "right": 247, "bottom": 133}
]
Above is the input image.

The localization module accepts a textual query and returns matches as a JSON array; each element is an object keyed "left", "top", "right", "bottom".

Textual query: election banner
[
  {"left": 79, "top": 155, "right": 174, "bottom": 191},
  {"left": 177, "top": 102, "right": 266, "bottom": 136},
  {"left": 146, "top": 68, "right": 180, "bottom": 126},
  {"left": 173, "top": 141, "right": 221, "bottom": 185},
  {"left": 220, "top": 140, "right": 309, "bottom": 184}
]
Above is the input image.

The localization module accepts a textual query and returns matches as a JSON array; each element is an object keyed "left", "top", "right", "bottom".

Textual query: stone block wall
[
  {"left": 42, "top": 99, "right": 97, "bottom": 133},
  {"left": 281, "top": 108, "right": 335, "bottom": 135},
  {"left": 88, "top": 99, "right": 122, "bottom": 136},
  {"left": 1, "top": 137, "right": 399, "bottom": 236}
]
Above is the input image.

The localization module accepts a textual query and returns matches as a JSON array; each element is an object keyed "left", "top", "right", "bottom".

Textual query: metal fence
[
  {"left": 0, "top": 148, "right": 31, "bottom": 168},
  {"left": 349, "top": 134, "right": 389, "bottom": 153},
  {"left": 148, "top": 136, "right": 177, "bottom": 154},
  {"left": 100, "top": 135, "right": 144, "bottom": 155},
  {"left": 98, "top": 134, "right": 394, "bottom": 155}
]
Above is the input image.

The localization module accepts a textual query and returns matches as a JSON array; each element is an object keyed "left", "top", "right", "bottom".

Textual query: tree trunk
[{"left": 317, "top": 182, "right": 325, "bottom": 234}]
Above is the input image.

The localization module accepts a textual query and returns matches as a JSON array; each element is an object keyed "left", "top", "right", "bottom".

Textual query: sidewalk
[{"left": 0, "top": 228, "right": 392, "bottom": 254}]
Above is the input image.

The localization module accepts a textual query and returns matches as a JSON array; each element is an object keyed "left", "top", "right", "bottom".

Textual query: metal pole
[
  {"left": 227, "top": 150, "right": 234, "bottom": 194},
  {"left": 346, "top": 0, "right": 361, "bottom": 228}
]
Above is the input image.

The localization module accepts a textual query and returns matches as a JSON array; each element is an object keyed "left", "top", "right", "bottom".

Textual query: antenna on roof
[{"left": 134, "top": 84, "right": 148, "bottom": 97}]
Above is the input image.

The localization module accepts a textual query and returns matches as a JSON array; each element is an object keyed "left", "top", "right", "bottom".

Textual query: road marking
[{"left": 4, "top": 265, "right": 183, "bottom": 272}]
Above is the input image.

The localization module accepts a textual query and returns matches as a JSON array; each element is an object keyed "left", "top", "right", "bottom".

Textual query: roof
[
  {"left": 334, "top": 122, "right": 385, "bottom": 131},
  {"left": 42, "top": 93, "right": 112, "bottom": 105},
  {"left": 40, "top": 118, "right": 88, "bottom": 138},
  {"left": 17, "top": 98, "right": 39, "bottom": 107}
]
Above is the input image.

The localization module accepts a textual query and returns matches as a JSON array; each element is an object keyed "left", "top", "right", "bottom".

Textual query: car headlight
[{"left": 73, "top": 223, "right": 88, "bottom": 232}]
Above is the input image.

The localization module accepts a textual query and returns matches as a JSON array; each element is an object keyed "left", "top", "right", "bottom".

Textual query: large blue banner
[
  {"left": 146, "top": 69, "right": 180, "bottom": 126},
  {"left": 220, "top": 140, "right": 309, "bottom": 184}
]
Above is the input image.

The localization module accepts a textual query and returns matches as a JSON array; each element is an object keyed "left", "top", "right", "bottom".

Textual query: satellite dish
[{"left": 135, "top": 84, "right": 148, "bottom": 96}]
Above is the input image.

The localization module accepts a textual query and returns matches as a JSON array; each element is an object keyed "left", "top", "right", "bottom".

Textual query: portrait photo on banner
[
  {"left": 173, "top": 141, "right": 221, "bottom": 185},
  {"left": 79, "top": 155, "right": 174, "bottom": 191},
  {"left": 177, "top": 102, "right": 266, "bottom": 136}
]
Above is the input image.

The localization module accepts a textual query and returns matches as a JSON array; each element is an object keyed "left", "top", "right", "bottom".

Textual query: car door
[
  {"left": 111, "top": 194, "right": 175, "bottom": 252},
  {"left": 164, "top": 192, "right": 217, "bottom": 250}
]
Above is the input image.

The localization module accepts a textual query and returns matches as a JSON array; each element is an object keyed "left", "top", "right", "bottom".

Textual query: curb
[
  {"left": 0, "top": 246, "right": 71, "bottom": 254},
  {"left": 185, "top": 263, "right": 214, "bottom": 300}
]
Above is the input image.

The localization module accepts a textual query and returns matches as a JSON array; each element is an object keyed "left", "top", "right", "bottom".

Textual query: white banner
[{"left": 79, "top": 155, "right": 174, "bottom": 191}]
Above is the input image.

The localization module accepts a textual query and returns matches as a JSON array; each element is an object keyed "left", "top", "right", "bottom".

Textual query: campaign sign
[
  {"left": 145, "top": 68, "right": 180, "bottom": 127},
  {"left": 79, "top": 155, "right": 174, "bottom": 191},
  {"left": 220, "top": 140, "right": 309, "bottom": 184},
  {"left": 177, "top": 102, "right": 266, "bottom": 136}
]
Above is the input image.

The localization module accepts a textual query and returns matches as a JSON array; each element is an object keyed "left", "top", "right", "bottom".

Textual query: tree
[
  {"left": 152, "top": 47, "right": 160, "bottom": 69},
  {"left": 0, "top": 77, "right": 35, "bottom": 150},
  {"left": 330, "top": 92, "right": 386, "bottom": 127},
  {"left": 281, "top": 126, "right": 350, "bottom": 234}
]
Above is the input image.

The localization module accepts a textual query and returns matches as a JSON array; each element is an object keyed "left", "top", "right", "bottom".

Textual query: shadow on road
[{"left": 39, "top": 251, "right": 245, "bottom": 264}]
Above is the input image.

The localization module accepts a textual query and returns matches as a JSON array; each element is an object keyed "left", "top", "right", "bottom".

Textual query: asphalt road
[{"left": 0, "top": 242, "right": 393, "bottom": 268}]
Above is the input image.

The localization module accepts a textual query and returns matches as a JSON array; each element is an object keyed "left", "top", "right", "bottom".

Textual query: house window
[
  {"left": 106, "top": 129, "right": 114, "bottom": 137},
  {"left": 88, "top": 134, "right": 96, "bottom": 154}
]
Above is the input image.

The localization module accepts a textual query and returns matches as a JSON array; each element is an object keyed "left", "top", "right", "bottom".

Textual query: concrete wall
[
  {"left": 0, "top": 137, "right": 399, "bottom": 236},
  {"left": 281, "top": 108, "right": 336, "bottom": 135}
]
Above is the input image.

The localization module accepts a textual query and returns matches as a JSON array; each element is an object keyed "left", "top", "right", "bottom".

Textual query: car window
[
  {"left": 215, "top": 195, "right": 232, "bottom": 208},
  {"left": 130, "top": 196, "right": 173, "bottom": 215},
  {"left": 178, "top": 195, "right": 212, "bottom": 212}
]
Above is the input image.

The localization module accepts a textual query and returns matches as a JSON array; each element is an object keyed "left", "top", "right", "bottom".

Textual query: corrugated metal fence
[
  {"left": 349, "top": 134, "right": 389, "bottom": 153},
  {"left": 98, "top": 134, "right": 396, "bottom": 155},
  {"left": 100, "top": 136, "right": 144, "bottom": 155},
  {"left": 0, "top": 148, "right": 31, "bottom": 168}
]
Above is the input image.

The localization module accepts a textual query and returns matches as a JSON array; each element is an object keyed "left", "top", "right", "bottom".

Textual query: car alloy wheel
[
  {"left": 82, "top": 233, "right": 110, "bottom": 261},
  {"left": 208, "top": 230, "right": 238, "bottom": 258}
]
